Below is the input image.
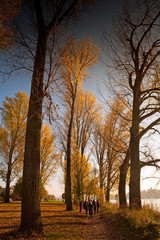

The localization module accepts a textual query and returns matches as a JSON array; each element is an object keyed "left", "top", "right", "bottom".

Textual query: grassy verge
[{"left": 101, "top": 202, "right": 160, "bottom": 240}]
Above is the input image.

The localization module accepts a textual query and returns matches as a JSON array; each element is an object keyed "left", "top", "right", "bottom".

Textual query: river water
[
  {"left": 110, "top": 199, "right": 160, "bottom": 212},
  {"left": 142, "top": 199, "right": 160, "bottom": 212}
]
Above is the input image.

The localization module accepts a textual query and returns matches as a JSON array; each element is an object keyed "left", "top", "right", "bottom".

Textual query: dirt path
[
  {"left": 81, "top": 212, "right": 130, "bottom": 240},
  {"left": 81, "top": 214, "right": 109, "bottom": 240}
]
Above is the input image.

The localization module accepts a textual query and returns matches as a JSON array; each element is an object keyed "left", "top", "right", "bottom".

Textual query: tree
[
  {"left": 93, "top": 97, "right": 130, "bottom": 203},
  {"left": 0, "top": 0, "right": 21, "bottom": 50},
  {"left": 58, "top": 37, "right": 100, "bottom": 210},
  {"left": 103, "top": 0, "right": 160, "bottom": 209},
  {"left": 104, "top": 99, "right": 131, "bottom": 206},
  {"left": 92, "top": 122, "right": 107, "bottom": 191},
  {"left": 0, "top": 91, "right": 28, "bottom": 202},
  {"left": 85, "top": 165, "right": 99, "bottom": 198},
  {"left": 12, "top": 177, "right": 22, "bottom": 200},
  {"left": 119, "top": 147, "right": 130, "bottom": 208},
  {"left": 72, "top": 90, "right": 101, "bottom": 200},
  {"left": 20, "top": 0, "right": 98, "bottom": 233},
  {"left": 48, "top": 194, "right": 56, "bottom": 201},
  {"left": 104, "top": 99, "right": 128, "bottom": 202},
  {"left": 40, "top": 124, "right": 58, "bottom": 188},
  {"left": 71, "top": 147, "right": 91, "bottom": 200},
  {"left": 40, "top": 186, "right": 48, "bottom": 201}
]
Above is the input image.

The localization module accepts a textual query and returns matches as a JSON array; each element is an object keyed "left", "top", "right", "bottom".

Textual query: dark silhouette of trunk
[
  {"left": 77, "top": 172, "right": 81, "bottom": 200},
  {"left": 66, "top": 98, "right": 75, "bottom": 211},
  {"left": 19, "top": 0, "right": 96, "bottom": 233},
  {"left": 106, "top": 186, "right": 110, "bottom": 202},
  {"left": 21, "top": 26, "right": 47, "bottom": 232},
  {"left": 129, "top": 89, "right": 141, "bottom": 209},
  {"left": 77, "top": 152, "right": 84, "bottom": 200},
  {"left": 5, "top": 166, "right": 11, "bottom": 203},
  {"left": 5, "top": 150, "right": 13, "bottom": 202},
  {"left": 106, "top": 163, "right": 111, "bottom": 202},
  {"left": 99, "top": 161, "right": 104, "bottom": 190},
  {"left": 65, "top": 169, "right": 67, "bottom": 203},
  {"left": 119, "top": 148, "right": 130, "bottom": 208}
]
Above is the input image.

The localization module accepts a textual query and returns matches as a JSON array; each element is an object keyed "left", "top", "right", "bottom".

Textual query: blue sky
[{"left": 0, "top": 0, "right": 124, "bottom": 106}]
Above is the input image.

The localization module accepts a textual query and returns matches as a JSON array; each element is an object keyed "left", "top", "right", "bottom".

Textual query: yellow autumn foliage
[{"left": 40, "top": 124, "right": 59, "bottom": 186}]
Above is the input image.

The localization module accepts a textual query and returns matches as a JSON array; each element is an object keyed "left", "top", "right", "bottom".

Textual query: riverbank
[{"left": 101, "top": 202, "right": 160, "bottom": 240}]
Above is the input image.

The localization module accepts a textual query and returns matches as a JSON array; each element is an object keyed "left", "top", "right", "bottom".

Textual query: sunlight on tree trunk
[{"left": 119, "top": 148, "right": 130, "bottom": 208}]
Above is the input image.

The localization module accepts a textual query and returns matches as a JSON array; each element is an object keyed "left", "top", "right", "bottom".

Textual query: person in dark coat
[
  {"left": 79, "top": 199, "right": 83, "bottom": 212},
  {"left": 83, "top": 199, "right": 88, "bottom": 216},
  {"left": 89, "top": 200, "right": 93, "bottom": 218},
  {"left": 97, "top": 200, "right": 100, "bottom": 213},
  {"left": 93, "top": 200, "right": 96, "bottom": 215}
]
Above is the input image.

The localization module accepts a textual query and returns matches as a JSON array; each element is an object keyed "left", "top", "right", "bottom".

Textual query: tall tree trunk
[
  {"left": 119, "top": 148, "right": 130, "bottom": 208},
  {"left": 65, "top": 170, "right": 67, "bottom": 203},
  {"left": 78, "top": 152, "right": 84, "bottom": 200},
  {"left": 5, "top": 150, "right": 12, "bottom": 202},
  {"left": 129, "top": 90, "right": 141, "bottom": 209},
  {"left": 66, "top": 99, "right": 75, "bottom": 211},
  {"left": 106, "top": 185, "right": 110, "bottom": 202},
  {"left": 106, "top": 167, "right": 111, "bottom": 202},
  {"left": 66, "top": 128, "right": 73, "bottom": 210},
  {"left": 21, "top": 29, "right": 47, "bottom": 232},
  {"left": 99, "top": 160, "right": 104, "bottom": 190},
  {"left": 106, "top": 154, "right": 112, "bottom": 202},
  {"left": 77, "top": 172, "right": 81, "bottom": 200}
]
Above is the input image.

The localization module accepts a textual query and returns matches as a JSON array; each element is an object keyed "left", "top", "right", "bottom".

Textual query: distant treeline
[
  {"left": 141, "top": 188, "right": 160, "bottom": 199},
  {"left": 126, "top": 188, "right": 160, "bottom": 199}
]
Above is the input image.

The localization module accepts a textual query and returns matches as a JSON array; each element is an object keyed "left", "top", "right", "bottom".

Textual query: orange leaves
[{"left": 0, "top": 202, "right": 85, "bottom": 239}]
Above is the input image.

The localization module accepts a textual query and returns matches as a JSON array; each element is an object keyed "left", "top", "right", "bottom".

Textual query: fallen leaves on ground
[
  {"left": 0, "top": 201, "right": 85, "bottom": 240},
  {"left": 0, "top": 202, "right": 123, "bottom": 240}
]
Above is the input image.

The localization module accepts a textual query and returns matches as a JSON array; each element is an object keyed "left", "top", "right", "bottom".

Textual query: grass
[
  {"left": 101, "top": 202, "right": 160, "bottom": 240},
  {"left": 0, "top": 201, "right": 84, "bottom": 240}
]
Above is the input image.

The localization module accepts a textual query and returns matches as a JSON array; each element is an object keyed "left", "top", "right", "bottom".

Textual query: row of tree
[
  {"left": 102, "top": 0, "right": 160, "bottom": 209},
  {"left": 1, "top": 0, "right": 160, "bottom": 235},
  {"left": 0, "top": 180, "right": 55, "bottom": 201},
  {"left": 0, "top": 0, "right": 102, "bottom": 233}
]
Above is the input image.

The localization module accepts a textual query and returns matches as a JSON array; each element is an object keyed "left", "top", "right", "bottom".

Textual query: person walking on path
[
  {"left": 97, "top": 200, "right": 100, "bottom": 213},
  {"left": 88, "top": 200, "right": 93, "bottom": 218},
  {"left": 79, "top": 199, "right": 83, "bottom": 212},
  {"left": 93, "top": 200, "right": 96, "bottom": 215},
  {"left": 83, "top": 199, "right": 88, "bottom": 217}
]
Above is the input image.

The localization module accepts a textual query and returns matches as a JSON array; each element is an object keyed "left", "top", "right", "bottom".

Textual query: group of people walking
[{"left": 79, "top": 199, "right": 100, "bottom": 218}]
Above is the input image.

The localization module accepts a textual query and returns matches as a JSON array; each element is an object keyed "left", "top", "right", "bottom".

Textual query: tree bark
[
  {"left": 5, "top": 150, "right": 12, "bottom": 203},
  {"left": 106, "top": 186, "right": 110, "bottom": 202},
  {"left": 20, "top": 28, "right": 47, "bottom": 232},
  {"left": 77, "top": 172, "right": 81, "bottom": 200},
  {"left": 99, "top": 160, "right": 104, "bottom": 190},
  {"left": 66, "top": 99, "right": 75, "bottom": 211},
  {"left": 119, "top": 148, "right": 130, "bottom": 208},
  {"left": 106, "top": 166, "right": 111, "bottom": 202},
  {"left": 129, "top": 89, "right": 141, "bottom": 209}
]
